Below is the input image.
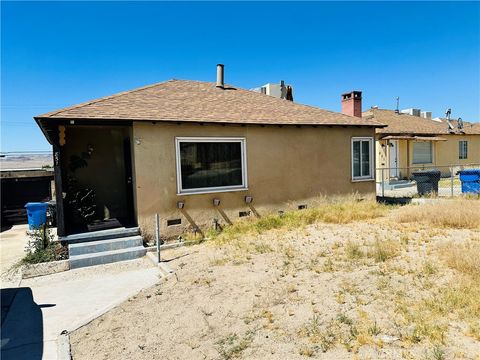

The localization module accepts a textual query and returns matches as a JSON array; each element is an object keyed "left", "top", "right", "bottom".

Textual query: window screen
[
  {"left": 412, "top": 142, "right": 433, "bottom": 164},
  {"left": 459, "top": 141, "right": 468, "bottom": 159}
]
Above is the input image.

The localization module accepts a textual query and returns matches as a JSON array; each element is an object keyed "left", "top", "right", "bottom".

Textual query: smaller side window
[
  {"left": 459, "top": 141, "right": 468, "bottom": 160},
  {"left": 351, "top": 137, "right": 374, "bottom": 180}
]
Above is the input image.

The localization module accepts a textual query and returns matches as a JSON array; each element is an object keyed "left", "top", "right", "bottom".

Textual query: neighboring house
[
  {"left": 0, "top": 168, "right": 54, "bottom": 227},
  {"left": 251, "top": 81, "right": 293, "bottom": 100},
  {"left": 361, "top": 107, "right": 480, "bottom": 179},
  {"left": 35, "top": 66, "right": 384, "bottom": 238}
]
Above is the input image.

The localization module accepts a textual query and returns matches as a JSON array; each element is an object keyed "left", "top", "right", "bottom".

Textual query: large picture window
[
  {"left": 412, "top": 141, "right": 433, "bottom": 164},
  {"left": 459, "top": 140, "right": 468, "bottom": 160},
  {"left": 351, "top": 137, "right": 374, "bottom": 180},
  {"left": 175, "top": 137, "right": 247, "bottom": 194}
]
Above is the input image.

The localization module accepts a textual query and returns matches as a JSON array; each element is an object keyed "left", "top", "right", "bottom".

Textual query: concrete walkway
[
  {"left": 0, "top": 225, "right": 59, "bottom": 287},
  {"left": 1, "top": 225, "right": 30, "bottom": 273},
  {"left": 1, "top": 258, "right": 160, "bottom": 360}
]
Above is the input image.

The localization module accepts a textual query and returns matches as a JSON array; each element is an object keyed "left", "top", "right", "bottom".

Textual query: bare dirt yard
[{"left": 70, "top": 198, "right": 480, "bottom": 360}]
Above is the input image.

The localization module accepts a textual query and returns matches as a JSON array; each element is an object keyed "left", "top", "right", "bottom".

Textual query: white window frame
[
  {"left": 459, "top": 140, "right": 468, "bottom": 160},
  {"left": 351, "top": 137, "right": 374, "bottom": 181},
  {"left": 412, "top": 141, "right": 433, "bottom": 164},
  {"left": 175, "top": 137, "right": 248, "bottom": 195}
]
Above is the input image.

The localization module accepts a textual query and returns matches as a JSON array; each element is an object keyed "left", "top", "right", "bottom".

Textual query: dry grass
[
  {"left": 392, "top": 239, "right": 480, "bottom": 345},
  {"left": 298, "top": 311, "right": 383, "bottom": 355},
  {"left": 441, "top": 242, "right": 480, "bottom": 278},
  {"left": 395, "top": 198, "right": 480, "bottom": 229},
  {"left": 209, "top": 196, "right": 389, "bottom": 246},
  {"left": 70, "top": 198, "right": 480, "bottom": 360},
  {"left": 438, "top": 241, "right": 480, "bottom": 339},
  {"left": 344, "top": 239, "right": 400, "bottom": 264}
]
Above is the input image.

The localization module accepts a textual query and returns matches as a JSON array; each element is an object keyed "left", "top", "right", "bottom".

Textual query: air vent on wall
[{"left": 167, "top": 218, "right": 182, "bottom": 226}]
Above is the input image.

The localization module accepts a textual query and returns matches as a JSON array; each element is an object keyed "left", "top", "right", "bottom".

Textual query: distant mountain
[{"left": 0, "top": 154, "right": 53, "bottom": 170}]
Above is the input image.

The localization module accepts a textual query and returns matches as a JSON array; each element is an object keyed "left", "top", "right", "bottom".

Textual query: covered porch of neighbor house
[{"left": 376, "top": 135, "right": 447, "bottom": 181}]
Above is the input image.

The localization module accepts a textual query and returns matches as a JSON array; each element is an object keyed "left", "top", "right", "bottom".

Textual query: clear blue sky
[{"left": 2, "top": 1, "right": 479, "bottom": 152}]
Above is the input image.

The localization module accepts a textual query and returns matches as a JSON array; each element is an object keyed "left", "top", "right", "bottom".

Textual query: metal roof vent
[
  {"left": 445, "top": 108, "right": 454, "bottom": 132},
  {"left": 216, "top": 64, "right": 224, "bottom": 89}
]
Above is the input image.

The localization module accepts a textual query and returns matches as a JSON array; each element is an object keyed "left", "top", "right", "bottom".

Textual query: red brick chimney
[{"left": 341, "top": 91, "right": 362, "bottom": 117}]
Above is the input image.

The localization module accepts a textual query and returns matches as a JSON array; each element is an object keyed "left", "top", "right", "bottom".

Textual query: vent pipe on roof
[
  {"left": 445, "top": 108, "right": 454, "bottom": 132},
  {"left": 457, "top": 117, "right": 464, "bottom": 131},
  {"left": 216, "top": 64, "right": 224, "bottom": 89},
  {"left": 280, "top": 80, "right": 287, "bottom": 99},
  {"left": 286, "top": 85, "right": 294, "bottom": 101}
]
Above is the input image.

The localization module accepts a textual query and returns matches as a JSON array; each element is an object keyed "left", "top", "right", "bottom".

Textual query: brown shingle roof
[
  {"left": 36, "top": 80, "right": 383, "bottom": 127},
  {"left": 364, "top": 108, "right": 480, "bottom": 135}
]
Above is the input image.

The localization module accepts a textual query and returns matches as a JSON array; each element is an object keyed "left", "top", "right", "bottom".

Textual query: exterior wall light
[
  {"left": 245, "top": 196, "right": 253, "bottom": 204},
  {"left": 177, "top": 201, "right": 185, "bottom": 209},
  {"left": 213, "top": 198, "right": 221, "bottom": 206}
]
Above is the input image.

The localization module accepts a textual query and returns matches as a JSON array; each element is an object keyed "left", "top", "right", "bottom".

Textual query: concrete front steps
[
  {"left": 60, "top": 227, "right": 147, "bottom": 269},
  {"left": 384, "top": 180, "right": 416, "bottom": 190}
]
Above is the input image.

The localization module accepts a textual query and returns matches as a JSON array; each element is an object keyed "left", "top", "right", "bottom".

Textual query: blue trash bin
[
  {"left": 25, "top": 202, "right": 49, "bottom": 230},
  {"left": 459, "top": 169, "right": 480, "bottom": 194}
]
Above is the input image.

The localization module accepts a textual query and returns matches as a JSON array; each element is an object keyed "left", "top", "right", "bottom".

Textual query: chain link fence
[{"left": 376, "top": 163, "right": 480, "bottom": 198}]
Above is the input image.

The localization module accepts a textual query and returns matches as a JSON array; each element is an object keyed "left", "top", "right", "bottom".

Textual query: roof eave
[
  {"left": 34, "top": 117, "right": 54, "bottom": 145},
  {"left": 36, "top": 116, "right": 384, "bottom": 128}
]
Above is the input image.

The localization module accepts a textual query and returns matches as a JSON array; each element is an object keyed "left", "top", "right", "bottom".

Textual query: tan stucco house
[
  {"left": 35, "top": 68, "right": 384, "bottom": 238},
  {"left": 362, "top": 108, "right": 480, "bottom": 180}
]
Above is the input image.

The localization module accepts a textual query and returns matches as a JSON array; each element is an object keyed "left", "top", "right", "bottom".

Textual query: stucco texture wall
[
  {"left": 132, "top": 122, "right": 376, "bottom": 238},
  {"left": 432, "top": 135, "right": 480, "bottom": 167}
]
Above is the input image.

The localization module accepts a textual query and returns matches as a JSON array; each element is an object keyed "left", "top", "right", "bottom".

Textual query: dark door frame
[{"left": 123, "top": 137, "right": 136, "bottom": 227}]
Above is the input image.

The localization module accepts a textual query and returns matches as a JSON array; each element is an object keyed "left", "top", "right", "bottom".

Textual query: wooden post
[
  {"left": 53, "top": 145, "right": 66, "bottom": 237},
  {"left": 155, "top": 213, "right": 160, "bottom": 263}
]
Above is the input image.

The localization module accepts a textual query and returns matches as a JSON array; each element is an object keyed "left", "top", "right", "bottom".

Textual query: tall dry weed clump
[{"left": 395, "top": 198, "right": 480, "bottom": 229}]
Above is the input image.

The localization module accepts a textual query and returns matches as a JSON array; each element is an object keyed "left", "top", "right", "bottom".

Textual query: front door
[{"left": 389, "top": 140, "right": 399, "bottom": 178}]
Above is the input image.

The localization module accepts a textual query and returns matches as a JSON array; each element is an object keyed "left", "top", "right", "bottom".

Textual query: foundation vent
[
  {"left": 239, "top": 211, "right": 251, "bottom": 218},
  {"left": 167, "top": 218, "right": 182, "bottom": 226}
]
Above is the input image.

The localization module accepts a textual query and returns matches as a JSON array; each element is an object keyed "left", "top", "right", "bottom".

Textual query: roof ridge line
[{"left": 38, "top": 79, "right": 176, "bottom": 118}]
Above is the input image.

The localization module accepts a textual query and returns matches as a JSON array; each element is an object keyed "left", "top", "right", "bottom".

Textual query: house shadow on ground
[{"left": 1, "top": 287, "right": 44, "bottom": 360}]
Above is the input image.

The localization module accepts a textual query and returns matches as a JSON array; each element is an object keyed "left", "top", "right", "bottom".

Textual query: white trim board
[{"left": 175, "top": 136, "right": 248, "bottom": 195}]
